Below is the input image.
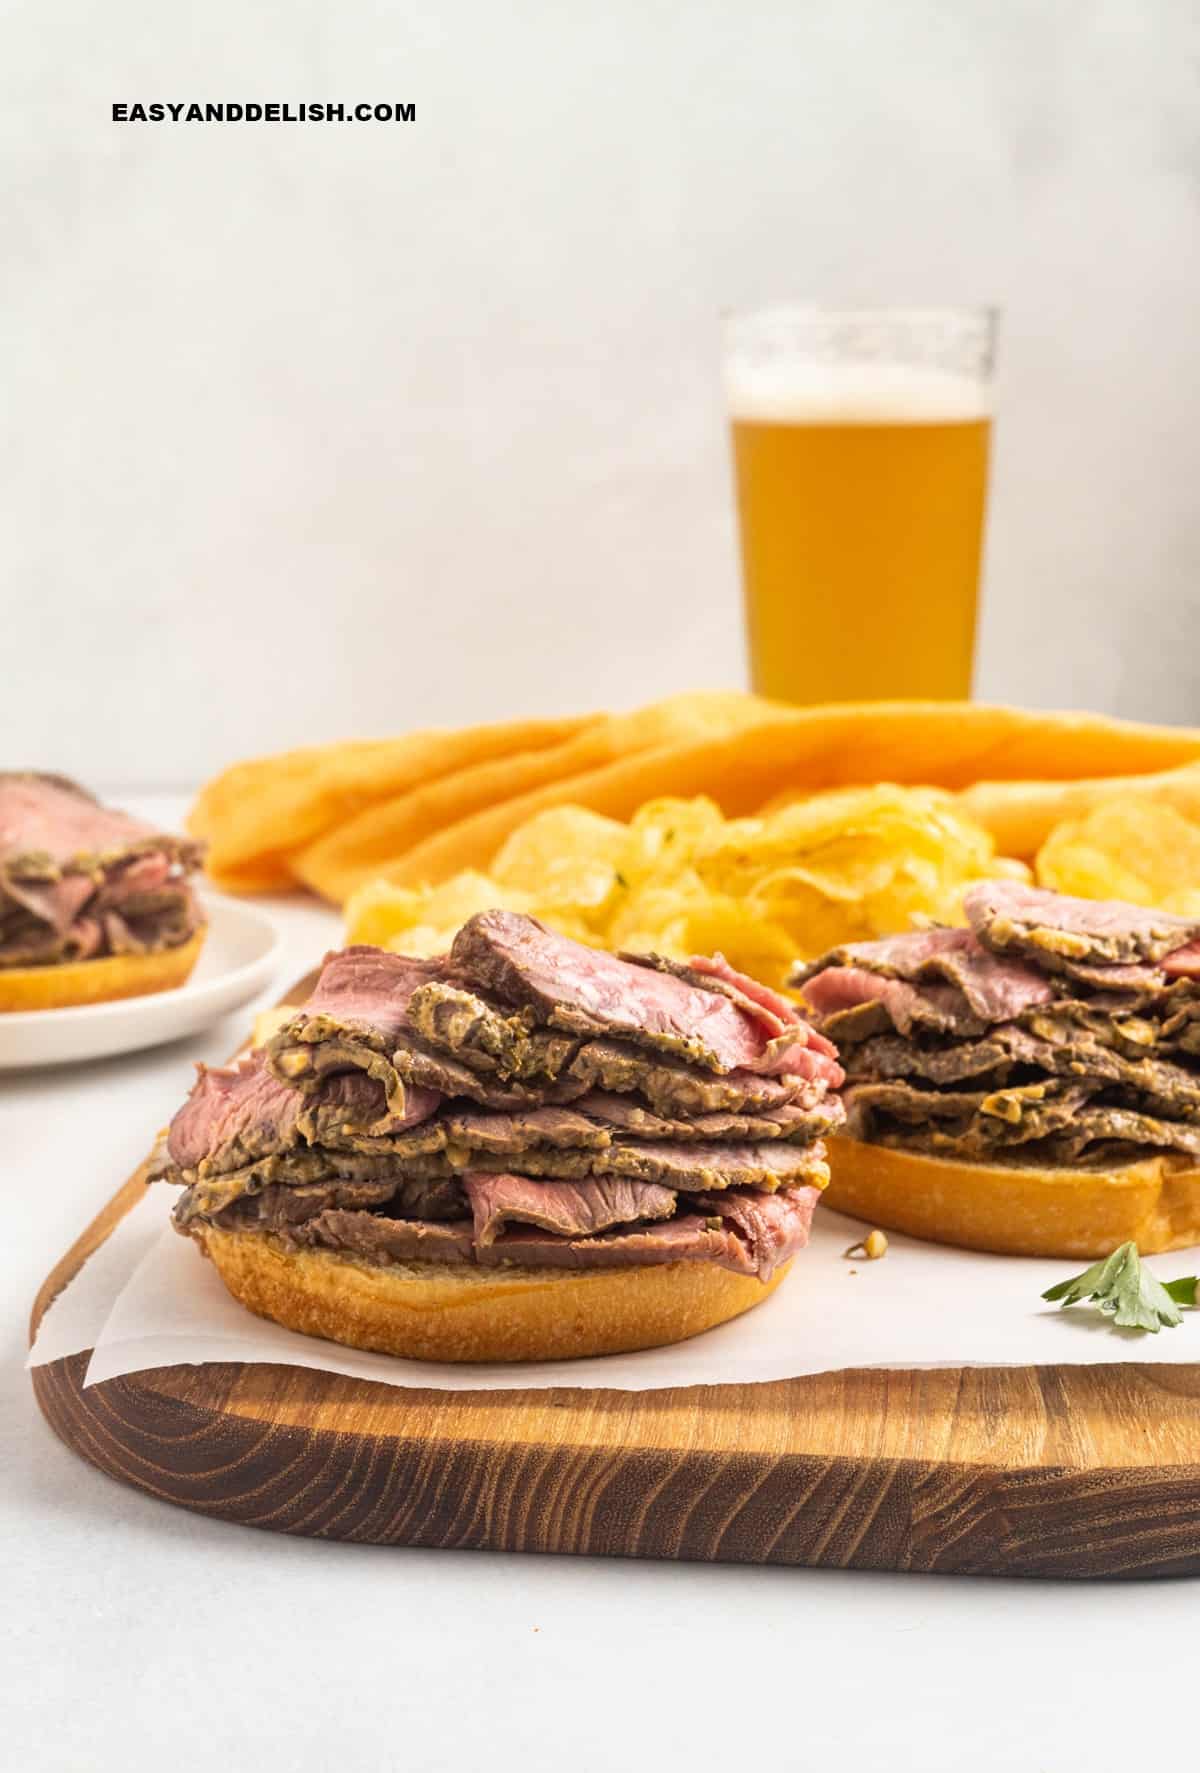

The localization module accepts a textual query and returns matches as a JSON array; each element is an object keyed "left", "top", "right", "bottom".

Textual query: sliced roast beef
[
  {"left": 212, "top": 1178, "right": 411, "bottom": 1233},
  {"left": 98, "top": 893, "right": 198, "bottom": 958},
  {"left": 167, "top": 1053, "right": 307, "bottom": 1174},
  {"left": 270, "top": 949, "right": 584, "bottom": 1108},
  {"left": 450, "top": 910, "right": 839, "bottom": 1081},
  {"left": 1035, "top": 956, "right": 1168, "bottom": 997},
  {"left": 463, "top": 1172, "right": 676, "bottom": 1246},
  {"left": 477, "top": 1214, "right": 760, "bottom": 1273},
  {"left": 800, "top": 965, "right": 987, "bottom": 1041},
  {"left": 849, "top": 1023, "right": 1200, "bottom": 1118},
  {"left": 570, "top": 1088, "right": 844, "bottom": 1144},
  {"left": 484, "top": 1184, "right": 820, "bottom": 1275},
  {"left": 0, "top": 773, "right": 181, "bottom": 866},
  {"left": 630, "top": 951, "right": 804, "bottom": 1039},
  {"left": 441, "top": 1103, "right": 612, "bottom": 1154},
  {"left": 171, "top": 1155, "right": 317, "bottom": 1222},
  {"left": 1161, "top": 987, "right": 1200, "bottom": 1055},
  {"left": 174, "top": 1160, "right": 469, "bottom": 1229},
  {"left": 564, "top": 1038, "right": 826, "bottom": 1116},
  {"left": 0, "top": 774, "right": 205, "bottom": 968},
  {"left": 268, "top": 924, "right": 840, "bottom": 1115},
  {"left": 389, "top": 1031, "right": 586, "bottom": 1108},
  {"left": 166, "top": 1042, "right": 832, "bottom": 1200},
  {"left": 285, "top": 946, "right": 444, "bottom": 1044},
  {"left": 691, "top": 1185, "right": 819, "bottom": 1285},
  {"left": 965, "top": 880, "right": 1200, "bottom": 969},
  {"left": 95, "top": 849, "right": 173, "bottom": 903},
  {"left": 261, "top": 1132, "right": 830, "bottom": 1196},
  {"left": 405, "top": 979, "right": 580, "bottom": 1083},
  {"left": 167, "top": 1049, "right": 439, "bottom": 1177},
  {"left": 686, "top": 954, "right": 804, "bottom": 1032},
  {"left": 268, "top": 948, "right": 447, "bottom": 1110},
  {"left": 466, "top": 1135, "right": 830, "bottom": 1192},
  {"left": 305, "top": 1115, "right": 452, "bottom": 1163},
  {"left": 1020, "top": 1001, "right": 1169, "bottom": 1060},
  {"left": 795, "top": 927, "right": 1054, "bottom": 1023},
  {"left": 845, "top": 1078, "right": 1096, "bottom": 1148},
  {"left": 375, "top": 1020, "right": 834, "bottom": 1117},
  {"left": 169, "top": 1150, "right": 418, "bottom": 1222},
  {"left": 848, "top": 1029, "right": 1027, "bottom": 1088},
  {"left": 164, "top": 916, "right": 839, "bottom": 1285},
  {"left": 215, "top": 1180, "right": 821, "bottom": 1279},
  {"left": 0, "top": 911, "right": 95, "bottom": 967},
  {"left": 302, "top": 1212, "right": 478, "bottom": 1265},
  {"left": 296, "top": 1074, "right": 442, "bottom": 1145},
  {"left": 1164, "top": 941, "right": 1200, "bottom": 980},
  {"left": 264, "top": 1208, "right": 737, "bottom": 1273},
  {"left": 312, "top": 1103, "right": 612, "bottom": 1162},
  {"left": 791, "top": 886, "right": 1200, "bottom": 1175},
  {"left": 1033, "top": 1104, "right": 1200, "bottom": 1162},
  {"left": 908, "top": 1104, "right": 1200, "bottom": 1165},
  {"left": 851, "top": 1078, "right": 1200, "bottom": 1161},
  {"left": 2, "top": 871, "right": 95, "bottom": 937}
]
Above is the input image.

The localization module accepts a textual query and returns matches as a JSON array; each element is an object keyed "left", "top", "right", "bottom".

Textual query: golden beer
[{"left": 726, "top": 311, "right": 995, "bottom": 704}]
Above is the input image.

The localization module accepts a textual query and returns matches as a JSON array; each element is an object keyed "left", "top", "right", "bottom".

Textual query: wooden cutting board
[{"left": 28, "top": 979, "right": 1200, "bottom": 1578}]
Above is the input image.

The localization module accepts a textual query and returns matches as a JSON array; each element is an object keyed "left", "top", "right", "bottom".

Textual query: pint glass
[{"left": 725, "top": 306, "right": 996, "bottom": 703}]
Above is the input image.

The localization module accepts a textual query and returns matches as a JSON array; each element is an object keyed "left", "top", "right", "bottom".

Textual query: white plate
[{"left": 0, "top": 901, "right": 282, "bottom": 1069}]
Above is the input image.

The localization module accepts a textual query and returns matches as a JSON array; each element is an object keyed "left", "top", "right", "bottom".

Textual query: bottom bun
[
  {"left": 823, "top": 1132, "right": 1200, "bottom": 1258},
  {"left": 0, "top": 929, "right": 206, "bottom": 1013},
  {"left": 195, "top": 1223, "right": 791, "bottom": 1362}
]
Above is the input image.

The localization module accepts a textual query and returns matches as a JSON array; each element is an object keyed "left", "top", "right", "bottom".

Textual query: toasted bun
[
  {"left": 194, "top": 1222, "right": 790, "bottom": 1362},
  {"left": 0, "top": 929, "right": 206, "bottom": 1013},
  {"left": 824, "top": 1132, "right": 1200, "bottom": 1258}
]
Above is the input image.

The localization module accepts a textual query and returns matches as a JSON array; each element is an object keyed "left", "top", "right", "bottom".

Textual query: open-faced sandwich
[
  {"left": 0, "top": 773, "right": 206, "bottom": 1011},
  {"left": 153, "top": 911, "right": 844, "bottom": 1361},
  {"left": 795, "top": 881, "right": 1200, "bottom": 1257}
]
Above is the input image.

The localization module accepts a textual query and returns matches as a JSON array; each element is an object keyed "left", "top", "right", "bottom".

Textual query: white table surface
[{"left": 4, "top": 795, "right": 1197, "bottom": 1771}]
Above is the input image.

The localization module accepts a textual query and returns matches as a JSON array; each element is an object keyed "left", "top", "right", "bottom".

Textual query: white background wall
[{"left": 5, "top": 0, "right": 1199, "bottom": 785}]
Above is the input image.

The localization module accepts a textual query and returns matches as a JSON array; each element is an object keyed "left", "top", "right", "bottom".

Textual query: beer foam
[{"left": 725, "top": 361, "right": 992, "bottom": 423}]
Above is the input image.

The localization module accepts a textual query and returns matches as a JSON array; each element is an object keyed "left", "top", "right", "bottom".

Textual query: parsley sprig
[{"left": 1042, "top": 1241, "right": 1199, "bottom": 1333}]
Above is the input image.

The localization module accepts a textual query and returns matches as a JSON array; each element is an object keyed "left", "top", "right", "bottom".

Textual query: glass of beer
[{"left": 725, "top": 305, "right": 997, "bottom": 703}]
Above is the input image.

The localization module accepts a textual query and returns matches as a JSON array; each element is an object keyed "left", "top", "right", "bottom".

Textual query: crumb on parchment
[{"left": 843, "top": 1229, "right": 889, "bottom": 1261}]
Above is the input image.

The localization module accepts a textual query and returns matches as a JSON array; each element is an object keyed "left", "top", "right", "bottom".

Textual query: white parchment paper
[{"left": 28, "top": 1184, "right": 1200, "bottom": 1390}]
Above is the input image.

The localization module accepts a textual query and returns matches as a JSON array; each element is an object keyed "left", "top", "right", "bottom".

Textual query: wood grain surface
[{"left": 28, "top": 974, "right": 1200, "bottom": 1577}]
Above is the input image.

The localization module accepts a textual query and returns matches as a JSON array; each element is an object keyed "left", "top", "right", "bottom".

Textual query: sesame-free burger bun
[
  {"left": 193, "top": 1221, "right": 792, "bottom": 1363},
  {"left": 0, "top": 928, "right": 206, "bottom": 1013},
  {"left": 823, "top": 1132, "right": 1200, "bottom": 1259}
]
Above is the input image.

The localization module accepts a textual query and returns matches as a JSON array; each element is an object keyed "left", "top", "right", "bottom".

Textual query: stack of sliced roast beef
[
  {"left": 157, "top": 911, "right": 845, "bottom": 1282},
  {"left": 794, "top": 881, "right": 1200, "bottom": 1167},
  {"left": 0, "top": 773, "right": 204, "bottom": 967}
]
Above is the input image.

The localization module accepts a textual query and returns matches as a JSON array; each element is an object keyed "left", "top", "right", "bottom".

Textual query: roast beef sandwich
[
  {"left": 794, "top": 881, "right": 1200, "bottom": 1258},
  {"left": 0, "top": 774, "right": 205, "bottom": 1011},
  {"left": 153, "top": 911, "right": 844, "bottom": 1361}
]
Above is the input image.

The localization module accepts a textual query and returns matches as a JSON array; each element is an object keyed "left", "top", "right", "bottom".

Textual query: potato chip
[
  {"left": 623, "top": 797, "right": 727, "bottom": 883},
  {"left": 345, "top": 868, "right": 598, "bottom": 960},
  {"left": 251, "top": 1006, "right": 295, "bottom": 1048},
  {"left": 343, "top": 785, "right": 1031, "bottom": 986},
  {"left": 676, "top": 897, "right": 802, "bottom": 980},
  {"left": 492, "top": 807, "right": 627, "bottom": 915},
  {"left": 346, "top": 871, "right": 530, "bottom": 953},
  {"left": 1036, "top": 801, "right": 1200, "bottom": 918},
  {"left": 604, "top": 878, "right": 710, "bottom": 953},
  {"left": 344, "top": 880, "right": 433, "bottom": 949}
]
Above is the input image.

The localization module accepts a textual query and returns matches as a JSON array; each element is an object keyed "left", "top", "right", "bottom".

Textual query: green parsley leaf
[{"left": 1042, "top": 1241, "right": 1199, "bottom": 1333}]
